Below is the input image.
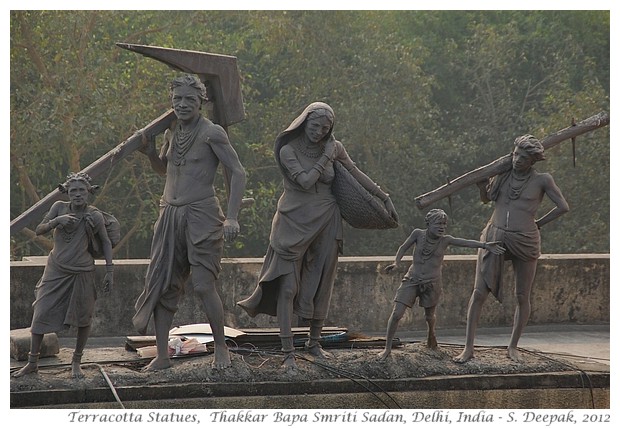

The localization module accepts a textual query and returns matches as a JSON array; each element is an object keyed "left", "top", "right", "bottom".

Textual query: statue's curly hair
[
  {"left": 169, "top": 75, "right": 208, "bottom": 104},
  {"left": 514, "top": 134, "right": 546, "bottom": 162},
  {"left": 425, "top": 208, "right": 448, "bottom": 226},
  {"left": 58, "top": 172, "right": 99, "bottom": 194}
]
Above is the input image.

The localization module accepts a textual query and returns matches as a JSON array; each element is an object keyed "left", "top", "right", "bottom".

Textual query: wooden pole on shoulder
[
  {"left": 414, "top": 111, "right": 609, "bottom": 210},
  {"left": 10, "top": 110, "right": 176, "bottom": 235}
]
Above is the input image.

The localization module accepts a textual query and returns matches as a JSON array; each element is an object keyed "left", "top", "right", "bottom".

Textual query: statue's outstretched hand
[
  {"left": 383, "top": 263, "right": 397, "bottom": 274},
  {"left": 485, "top": 241, "right": 506, "bottom": 255}
]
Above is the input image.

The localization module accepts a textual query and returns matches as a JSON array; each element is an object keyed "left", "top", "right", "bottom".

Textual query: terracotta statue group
[{"left": 13, "top": 74, "right": 569, "bottom": 378}]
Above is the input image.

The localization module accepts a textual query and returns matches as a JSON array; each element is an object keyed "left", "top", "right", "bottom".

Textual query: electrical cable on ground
[
  {"left": 89, "top": 363, "right": 125, "bottom": 409},
  {"left": 296, "top": 353, "right": 403, "bottom": 409},
  {"left": 11, "top": 340, "right": 606, "bottom": 409},
  {"left": 518, "top": 348, "right": 597, "bottom": 409},
  {"left": 229, "top": 345, "right": 403, "bottom": 409}
]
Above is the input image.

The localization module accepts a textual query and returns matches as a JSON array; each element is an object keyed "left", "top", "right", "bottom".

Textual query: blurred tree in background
[{"left": 10, "top": 10, "right": 609, "bottom": 260}]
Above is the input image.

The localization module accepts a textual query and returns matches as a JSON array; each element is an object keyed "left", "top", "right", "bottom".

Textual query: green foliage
[{"left": 10, "top": 11, "right": 609, "bottom": 260}]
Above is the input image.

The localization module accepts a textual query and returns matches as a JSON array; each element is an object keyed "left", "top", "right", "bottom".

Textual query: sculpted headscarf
[{"left": 274, "top": 102, "right": 336, "bottom": 189}]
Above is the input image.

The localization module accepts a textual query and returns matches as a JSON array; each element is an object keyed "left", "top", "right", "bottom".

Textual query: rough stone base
[{"left": 10, "top": 328, "right": 59, "bottom": 361}]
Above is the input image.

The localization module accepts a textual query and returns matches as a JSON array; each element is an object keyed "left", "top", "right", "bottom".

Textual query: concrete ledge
[
  {"left": 10, "top": 371, "right": 610, "bottom": 409},
  {"left": 10, "top": 254, "right": 610, "bottom": 337}
]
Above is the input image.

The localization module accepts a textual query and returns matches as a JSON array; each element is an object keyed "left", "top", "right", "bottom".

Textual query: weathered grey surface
[{"left": 10, "top": 255, "right": 609, "bottom": 337}]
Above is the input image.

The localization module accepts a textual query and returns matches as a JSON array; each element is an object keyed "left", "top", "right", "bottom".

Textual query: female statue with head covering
[{"left": 238, "top": 102, "right": 398, "bottom": 369}]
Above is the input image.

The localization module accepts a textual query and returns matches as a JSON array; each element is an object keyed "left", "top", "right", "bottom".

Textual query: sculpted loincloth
[
  {"left": 30, "top": 252, "right": 97, "bottom": 334},
  {"left": 477, "top": 223, "right": 540, "bottom": 302},
  {"left": 133, "top": 196, "right": 224, "bottom": 334}
]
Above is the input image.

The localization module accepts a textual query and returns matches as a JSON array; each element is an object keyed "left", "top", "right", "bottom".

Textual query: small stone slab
[{"left": 10, "top": 328, "right": 59, "bottom": 361}]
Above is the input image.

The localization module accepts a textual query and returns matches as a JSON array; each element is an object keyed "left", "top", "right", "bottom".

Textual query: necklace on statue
[
  {"left": 58, "top": 212, "right": 83, "bottom": 243},
  {"left": 507, "top": 170, "right": 532, "bottom": 200},
  {"left": 173, "top": 120, "right": 200, "bottom": 166},
  {"left": 295, "top": 140, "right": 324, "bottom": 159},
  {"left": 59, "top": 224, "right": 78, "bottom": 242}
]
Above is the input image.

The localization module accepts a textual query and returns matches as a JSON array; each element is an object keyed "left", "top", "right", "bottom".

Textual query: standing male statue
[
  {"left": 454, "top": 134, "right": 569, "bottom": 363},
  {"left": 133, "top": 74, "right": 246, "bottom": 370}
]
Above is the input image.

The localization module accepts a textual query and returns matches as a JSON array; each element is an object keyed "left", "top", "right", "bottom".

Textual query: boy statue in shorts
[{"left": 378, "top": 208, "right": 505, "bottom": 359}]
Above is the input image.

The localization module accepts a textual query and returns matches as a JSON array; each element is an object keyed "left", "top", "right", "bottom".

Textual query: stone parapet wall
[{"left": 10, "top": 254, "right": 609, "bottom": 337}]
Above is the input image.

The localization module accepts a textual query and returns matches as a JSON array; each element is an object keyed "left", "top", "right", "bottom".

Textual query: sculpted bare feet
[
  {"left": 507, "top": 347, "right": 523, "bottom": 363},
  {"left": 282, "top": 353, "right": 297, "bottom": 371},
  {"left": 142, "top": 356, "right": 171, "bottom": 372},
  {"left": 377, "top": 348, "right": 391, "bottom": 360},
  {"left": 453, "top": 348, "right": 474, "bottom": 364},
  {"left": 306, "top": 343, "right": 333, "bottom": 359},
  {"left": 71, "top": 362, "right": 85, "bottom": 379},
  {"left": 12, "top": 363, "right": 38, "bottom": 378},
  {"left": 211, "top": 348, "right": 232, "bottom": 369}
]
